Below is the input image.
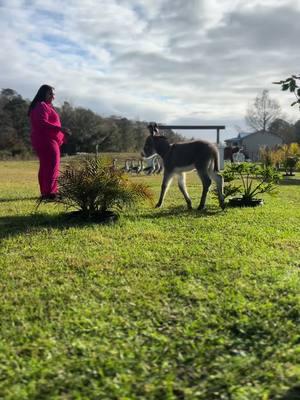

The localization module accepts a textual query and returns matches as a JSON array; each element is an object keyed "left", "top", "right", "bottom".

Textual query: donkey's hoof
[
  {"left": 155, "top": 203, "right": 162, "bottom": 209},
  {"left": 220, "top": 201, "right": 226, "bottom": 210}
]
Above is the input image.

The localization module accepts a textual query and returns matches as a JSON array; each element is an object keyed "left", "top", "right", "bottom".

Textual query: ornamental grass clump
[
  {"left": 57, "top": 157, "right": 153, "bottom": 217},
  {"left": 260, "top": 143, "right": 300, "bottom": 175},
  {"left": 222, "top": 162, "right": 281, "bottom": 205}
]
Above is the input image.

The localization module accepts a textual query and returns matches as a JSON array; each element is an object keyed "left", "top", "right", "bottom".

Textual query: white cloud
[{"left": 1, "top": 0, "right": 300, "bottom": 141}]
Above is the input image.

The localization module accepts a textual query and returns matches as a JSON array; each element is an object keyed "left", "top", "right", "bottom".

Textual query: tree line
[
  {"left": 0, "top": 88, "right": 184, "bottom": 158},
  {"left": 1, "top": 88, "right": 299, "bottom": 159}
]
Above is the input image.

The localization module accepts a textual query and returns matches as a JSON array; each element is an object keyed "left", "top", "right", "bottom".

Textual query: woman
[{"left": 28, "top": 84, "right": 71, "bottom": 200}]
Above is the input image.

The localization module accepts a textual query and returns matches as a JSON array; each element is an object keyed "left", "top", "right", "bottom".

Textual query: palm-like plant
[
  {"left": 222, "top": 163, "right": 280, "bottom": 203},
  {"left": 57, "top": 157, "right": 153, "bottom": 216}
]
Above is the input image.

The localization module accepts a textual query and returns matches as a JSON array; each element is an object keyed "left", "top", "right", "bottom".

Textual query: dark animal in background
[{"left": 142, "top": 123, "right": 225, "bottom": 210}]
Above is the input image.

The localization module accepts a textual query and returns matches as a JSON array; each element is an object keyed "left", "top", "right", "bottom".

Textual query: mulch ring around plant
[
  {"left": 227, "top": 198, "right": 264, "bottom": 208},
  {"left": 65, "top": 210, "right": 119, "bottom": 224}
]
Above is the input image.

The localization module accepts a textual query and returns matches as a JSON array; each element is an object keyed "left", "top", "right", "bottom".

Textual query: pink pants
[{"left": 34, "top": 140, "right": 61, "bottom": 196}]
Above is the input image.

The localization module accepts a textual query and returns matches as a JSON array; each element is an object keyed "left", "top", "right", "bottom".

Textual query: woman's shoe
[{"left": 40, "top": 193, "right": 60, "bottom": 201}]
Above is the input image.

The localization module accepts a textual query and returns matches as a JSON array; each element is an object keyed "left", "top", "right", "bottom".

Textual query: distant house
[{"left": 225, "top": 131, "right": 284, "bottom": 161}]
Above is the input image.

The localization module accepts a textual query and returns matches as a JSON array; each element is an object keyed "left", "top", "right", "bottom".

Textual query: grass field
[{"left": 0, "top": 159, "right": 300, "bottom": 400}]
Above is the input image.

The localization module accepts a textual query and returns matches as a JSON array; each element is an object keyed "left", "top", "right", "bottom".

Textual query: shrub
[
  {"left": 281, "top": 143, "right": 300, "bottom": 175},
  {"left": 222, "top": 163, "right": 280, "bottom": 201},
  {"left": 259, "top": 146, "right": 284, "bottom": 168},
  {"left": 57, "top": 157, "right": 153, "bottom": 216},
  {"left": 260, "top": 143, "right": 300, "bottom": 173},
  {"left": 283, "top": 156, "right": 299, "bottom": 176},
  {"left": 0, "top": 150, "right": 13, "bottom": 160}
]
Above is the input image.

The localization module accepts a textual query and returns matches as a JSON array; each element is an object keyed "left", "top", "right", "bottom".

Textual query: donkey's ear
[
  {"left": 153, "top": 123, "right": 159, "bottom": 135},
  {"left": 147, "top": 123, "right": 156, "bottom": 136}
]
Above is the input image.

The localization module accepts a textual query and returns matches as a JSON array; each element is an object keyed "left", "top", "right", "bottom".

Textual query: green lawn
[{"left": 0, "top": 159, "right": 300, "bottom": 400}]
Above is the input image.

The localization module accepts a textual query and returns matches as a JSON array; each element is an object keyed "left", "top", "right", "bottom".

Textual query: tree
[
  {"left": 269, "top": 118, "right": 295, "bottom": 143},
  {"left": 61, "top": 106, "right": 107, "bottom": 153},
  {"left": 245, "top": 89, "right": 281, "bottom": 132},
  {"left": 273, "top": 75, "right": 300, "bottom": 108},
  {"left": 3, "top": 95, "right": 30, "bottom": 146},
  {"left": 0, "top": 88, "right": 30, "bottom": 154},
  {"left": 273, "top": 75, "right": 300, "bottom": 143},
  {"left": 294, "top": 120, "right": 300, "bottom": 143},
  {"left": 0, "top": 88, "right": 19, "bottom": 105}
]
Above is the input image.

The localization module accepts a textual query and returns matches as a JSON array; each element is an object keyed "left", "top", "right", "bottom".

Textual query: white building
[{"left": 225, "top": 131, "right": 283, "bottom": 161}]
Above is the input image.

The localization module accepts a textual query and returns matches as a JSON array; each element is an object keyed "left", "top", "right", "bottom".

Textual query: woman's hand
[{"left": 62, "top": 127, "right": 72, "bottom": 136}]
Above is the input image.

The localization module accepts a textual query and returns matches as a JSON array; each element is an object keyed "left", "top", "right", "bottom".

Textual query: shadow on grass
[
  {"left": 279, "top": 385, "right": 300, "bottom": 400},
  {"left": 0, "top": 209, "right": 116, "bottom": 240},
  {"left": 141, "top": 205, "right": 224, "bottom": 220},
  {"left": 279, "top": 178, "right": 300, "bottom": 185},
  {"left": 0, "top": 196, "right": 39, "bottom": 203},
  {"left": 0, "top": 202, "right": 224, "bottom": 240}
]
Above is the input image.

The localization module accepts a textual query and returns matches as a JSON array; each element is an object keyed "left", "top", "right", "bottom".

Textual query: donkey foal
[{"left": 142, "top": 126, "right": 225, "bottom": 210}]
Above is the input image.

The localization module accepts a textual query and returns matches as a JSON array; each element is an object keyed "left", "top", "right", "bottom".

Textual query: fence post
[{"left": 218, "top": 144, "right": 225, "bottom": 169}]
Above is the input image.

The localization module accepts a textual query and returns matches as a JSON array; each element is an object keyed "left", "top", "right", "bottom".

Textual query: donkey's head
[
  {"left": 147, "top": 122, "right": 159, "bottom": 136},
  {"left": 141, "top": 123, "right": 159, "bottom": 157},
  {"left": 142, "top": 123, "right": 170, "bottom": 158},
  {"left": 142, "top": 135, "right": 156, "bottom": 158}
]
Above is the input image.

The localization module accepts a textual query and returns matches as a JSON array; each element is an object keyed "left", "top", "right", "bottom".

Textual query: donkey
[{"left": 142, "top": 124, "right": 225, "bottom": 210}]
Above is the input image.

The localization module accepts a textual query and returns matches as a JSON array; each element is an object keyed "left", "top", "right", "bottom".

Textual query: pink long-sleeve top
[{"left": 30, "top": 101, "right": 66, "bottom": 148}]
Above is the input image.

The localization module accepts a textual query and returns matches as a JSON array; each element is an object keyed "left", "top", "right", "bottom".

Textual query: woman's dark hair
[{"left": 27, "top": 84, "right": 54, "bottom": 116}]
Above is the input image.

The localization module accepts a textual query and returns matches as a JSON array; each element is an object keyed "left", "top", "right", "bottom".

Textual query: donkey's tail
[{"left": 213, "top": 147, "right": 220, "bottom": 172}]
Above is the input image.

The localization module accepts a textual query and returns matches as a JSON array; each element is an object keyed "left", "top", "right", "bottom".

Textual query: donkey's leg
[
  {"left": 155, "top": 171, "right": 174, "bottom": 208},
  {"left": 197, "top": 169, "right": 212, "bottom": 210},
  {"left": 177, "top": 173, "right": 192, "bottom": 209},
  {"left": 208, "top": 168, "right": 225, "bottom": 210}
]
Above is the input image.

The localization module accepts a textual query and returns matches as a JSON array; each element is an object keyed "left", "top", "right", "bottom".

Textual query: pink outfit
[{"left": 30, "top": 101, "right": 66, "bottom": 196}]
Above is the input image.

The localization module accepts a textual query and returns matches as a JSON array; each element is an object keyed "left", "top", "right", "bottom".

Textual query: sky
[{"left": 1, "top": 0, "right": 300, "bottom": 142}]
